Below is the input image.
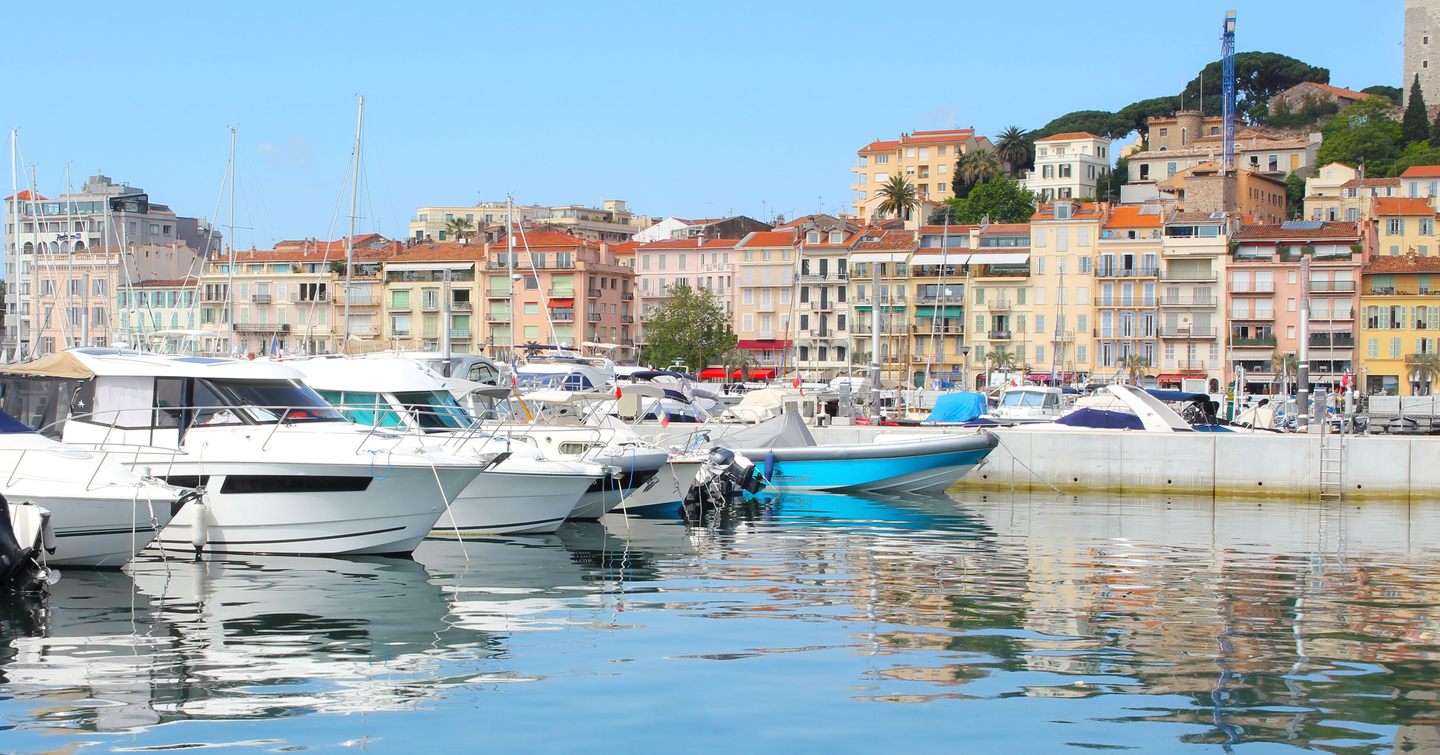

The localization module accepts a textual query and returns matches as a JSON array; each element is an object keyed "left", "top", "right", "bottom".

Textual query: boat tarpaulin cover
[
  {"left": 1055, "top": 407, "right": 1145, "bottom": 430},
  {"left": 924, "top": 392, "right": 987, "bottom": 424},
  {"left": 0, "top": 352, "right": 95, "bottom": 379},
  {"left": 715, "top": 411, "right": 816, "bottom": 449},
  {"left": 0, "top": 409, "right": 35, "bottom": 434}
]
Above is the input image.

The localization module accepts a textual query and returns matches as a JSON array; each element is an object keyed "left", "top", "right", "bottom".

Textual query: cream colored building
[
  {"left": 632, "top": 237, "right": 737, "bottom": 348},
  {"left": 849, "top": 228, "right": 916, "bottom": 386},
  {"left": 1022, "top": 132, "right": 1112, "bottom": 202},
  {"left": 965, "top": 227, "right": 1034, "bottom": 387},
  {"left": 1158, "top": 211, "right": 1232, "bottom": 390},
  {"left": 1128, "top": 113, "right": 1319, "bottom": 184},
  {"left": 732, "top": 230, "right": 797, "bottom": 370},
  {"left": 1027, "top": 201, "right": 1104, "bottom": 379},
  {"left": 1094, "top": 206, "right": 1164, "bottom": 377},
  {"left": 794, "top": 222, "right": 859, "bottom": 379},
  {"left": 409, "top": 200, "right": 647, "bottom": 244},
  {"left": 851, "top": 129, "right": 993, "bottom": 222},
  {"left": 908, "top": 224, "right": 975, "bottom": 386}
]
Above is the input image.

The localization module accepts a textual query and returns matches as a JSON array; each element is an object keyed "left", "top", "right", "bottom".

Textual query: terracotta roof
[
  {"left": 1104, "top": 206, "right": 1162, "bottom": 228},
  {"left": 610, "top": 240, "right": 638, "bottom": 255},
  {"left": 917, "top": 224, "right": 981, "bottom": 234},
  {"left": 1400, "top": 165, "right": 1440, "bottom": 178},
  {"left": 387, "top": 242, "right": 488, "bottom": 263},
  {"left": 1233, "top": 221, "right": 1361, "bottom": 241},
  {"left": 980, "top": 223, "right": 1030, "bottom": 234},
  {"left": 1168, "top": 211, "right": 1231, "bottom": 222},
  {"left": 1363, "top": 254, "right": 1440, "bottom": 273},
  {"left": 637, "top": 238, "right": 740, "bottom": 250},
  {"left": 1032, "top": 201, "right": 1105, "bottom": 221},
  {"left": 136, "top": 277, "right": 200, "bottom": 288},
  {"left": 802, "top": 228, "right": 865, "bottom": 248},
  {"left": 858, "top": 139, "right": 901, "bottom": 153},
  {"left": 2, "top": 190, "right": 46, "bottom": 201},
  {"left": 226, "top": 235, "right": 404, "bottom": 264},
  {"left": 1339, "top": 177, "right": 1401, "bottom": 188},
  {"left": 903, "top": 130, "right": 977, "bottom": 144},
  {"left": 1036, "top": 131, "right": 1104, "bottom": 142},
  {"left": 1373, "top": 197, "right": 1435, "bottom": 216},
  {"left": 503, "top": 228, "right": 602, "bottom": 249},
  {"left": 735, "top": 230, "right": 796, "bottom": 248},
  {"left": 1292, "top": 82, "right": 1371, "bottom": 100},
  {"left": 851, "top": 229, "right": 917, "bottom": 251}
]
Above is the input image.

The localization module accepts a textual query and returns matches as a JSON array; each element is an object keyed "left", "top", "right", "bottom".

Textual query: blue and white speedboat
[{"left": 714, "top": 413, "right": 997, "bottom": 493}]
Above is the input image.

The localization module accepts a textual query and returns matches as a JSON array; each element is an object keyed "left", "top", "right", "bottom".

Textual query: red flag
[
  {"left": 793, "top": 376, "right": 801, "bottom": 388},
  {"left": 615, "top": 385, "right": 623, "bottom": 399},
  {"left": 660, "top": 413, "right": 670, "bottom": 428}
]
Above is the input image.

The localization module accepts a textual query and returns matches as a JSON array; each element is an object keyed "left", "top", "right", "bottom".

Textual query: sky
[{"left": 2, "top": 0, "right": 1406, "bottom": 254}]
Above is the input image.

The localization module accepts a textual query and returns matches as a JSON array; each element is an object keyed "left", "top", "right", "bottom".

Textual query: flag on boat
[
  {"left": 659, "top": 412, "right": 669, "bottom": 428},
  {"left": 615, "top": 385, "right": 623, "bottom": 399}
]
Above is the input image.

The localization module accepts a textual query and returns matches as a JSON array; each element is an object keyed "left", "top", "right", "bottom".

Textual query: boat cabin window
[
  {"left": 1000, "top": 390, "right": 1056, "bottom": 408},
  {"left": 467, "top": 362, "right": 499, "bottom": 384},
  {"left": 316, "top": 390, "right": 406, "bottom": 428},
  {"left": 394, "top": 391, "right": 474, "bottom": 431},
  {"left": 191, "top": 380, "right": 344, "bottom": 425}
]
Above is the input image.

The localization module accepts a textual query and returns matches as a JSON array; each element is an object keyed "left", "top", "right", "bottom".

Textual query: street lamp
[{"left": 959, "top": 345, "right": 971, "bottom": 391}]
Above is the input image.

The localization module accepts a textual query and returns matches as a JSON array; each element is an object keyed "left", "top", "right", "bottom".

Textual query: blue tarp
[
  {"left": 924, "top": 392, "right": 987, "bottom": 424},
  {"left": 1055, "top": 407, "right": 1146, "bottom": 430},
  {"left": 0, "top": 409, "right": 35, "bottom": 434}
]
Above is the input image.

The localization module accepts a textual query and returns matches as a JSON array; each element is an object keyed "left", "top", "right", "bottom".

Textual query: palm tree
[
  {"left": 443, "top": 216, "right": 475, "bottom": 242},
  {"left": 1119, "top": 353, "right": 1151, "bottom": 384},
  {"left": 957, "top": 148, "right": 1002, "bottom": 187},
  {"left": 993, "top": 126, "right": 1034, "bottom": 177},
  {"left": 985, "top": 346, "right": 1017, "bottom": 381},
  {"left": 1405, "top": 352, "right": 1440, "bottom": 395},
  {"left": 875, "top": 175, "right": 918, "bottom": 221},
  {"left": 1271, "top": 351, "right": 1299, "bottom": 394}
]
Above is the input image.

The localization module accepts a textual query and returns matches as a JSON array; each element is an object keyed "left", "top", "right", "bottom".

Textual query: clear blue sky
[{"left": 3, "top": 0, "right": 1404, "bottom": 251}]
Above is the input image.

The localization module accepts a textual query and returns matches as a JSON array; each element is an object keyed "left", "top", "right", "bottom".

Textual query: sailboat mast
[
  {"left": 507, "top": 195, "right": 516, "bottom": 361},
  {"left": 343, "top": 95, "right": 363, "bottom": 348},
  {"left": 226, "top": 127, "right": 237, "bottom": 352},
  {"left": 8, "top": 130, "right": 20, "bottom": 360}
]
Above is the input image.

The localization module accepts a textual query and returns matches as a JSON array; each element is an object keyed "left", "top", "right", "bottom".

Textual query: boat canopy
[
  {"left": 27, "top": 349, "right": 309, "bottom": 381},
  {"left": 924, "top": 392, "right": 987, "bottom": 424},
  {"left": 0, "top": 352, "right": 96, "bottom": 379},
  {"left": 286, "top": 356, "right": 442, "bottom": 393},
  {"left": 1145, "top": 388, "right": 1210, "bottom": 403},
  {"left": 1055, "top": 408, "right": 1145, "bottom": 430}
]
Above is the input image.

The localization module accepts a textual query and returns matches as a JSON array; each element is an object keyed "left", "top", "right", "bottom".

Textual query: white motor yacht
[
  {"left": 0, "top": 407, "right": 191, "bottom": 567},
  {"left": 0, "top": 350, "right": 482, "bottom": 557},
  {"left": 285, "top": 355, "right": 606, "bottom": 536},
  {"left": 983, "top": 385, "right": 1071, "bottom": 424}
]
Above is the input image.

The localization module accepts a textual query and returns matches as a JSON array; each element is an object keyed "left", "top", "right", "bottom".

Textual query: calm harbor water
[{"left": 3, "top": 493, "right": 1439, "bottom": 753}]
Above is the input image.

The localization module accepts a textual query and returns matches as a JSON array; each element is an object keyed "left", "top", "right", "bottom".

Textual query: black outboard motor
[{"left": 0, "top": 494, "right": 49, "bottom": 594}]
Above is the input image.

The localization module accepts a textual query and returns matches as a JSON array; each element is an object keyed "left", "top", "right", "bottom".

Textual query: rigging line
[
  {"left": 182, "top": 141, "right": 236, "bottom": 346},
  {"left": 22, "top": 160, "right": 72, "bottom": 354},
  {"left": 296, "top": 141, "right": 354, "bottom": 347},
  {"left": 516, "top": 221, "right": 560, "bottom": 346}
]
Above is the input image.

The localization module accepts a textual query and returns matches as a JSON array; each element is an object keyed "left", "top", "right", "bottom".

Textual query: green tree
[
  {"left": 956, "top": 149, "right": 1002, "bottom": 191},
  {"left": 1404, "top": 74, "right": 1431, "bottom": 144},
  {"left": 1108, "top": 154, "right": 1130, "bottom": 200},
  {"left": 1362, "top": 84, "right": 1403, "bottom": 106},
  {"left": 1272, "top": 351, "right": 1299, "bottom": 394},
  {"left": 985, "top": 346, "right": 1017, "bottom": 378},
  {"left": 876, "top": 175, "right": 918, "bottom": 221},
  {"left": 1284, "top": 172, "right": 1306, "bottom": 218},
  {"left": 1033, "top": 110, "right": 1132, "bottom": 141},
  {"left": 941, "top": 176, "right": 1036, "bottom": 224},
  {"left": 1316, "top": 97, "right": 1405, "bottom": 177},
  {"left": 1431, "top": 103, "right": 1440, "bottom": 148},
  {"left": 1119, "top": 353, "right": 1151, "bottom": 384},
  {"left": 443, "top": 216, "right": 475, "bottom": 242},
  {"left": 1395, "top": 141, "right": 1440, "bottom": 174},
  {"left": 1405, "top": 352, "right": 1440, "bottom": 395},
  {"left": 1114, "top": 96, "right": 1183, "bottom": 136},
  {"left": 993, "top": 126, "right": 1034, "bottom": 177},
  {"left": 1180, "top": 52, "right": 1330, "bottom": 123},
  {"left": 639, "top": 283, "right": 736, "bottom": 372}
]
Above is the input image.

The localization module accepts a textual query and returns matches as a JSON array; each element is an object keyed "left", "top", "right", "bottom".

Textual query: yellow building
[
  {"left": 907, "top": 224, "right": 975, "bottom": 386},
  {"left": 732, "top": 230, "right": 798, "bottom": 370},
  {"left": 965, "top": 225, "right": 1034, "bottom": 388},
  {"left": 848, "top": 228, "right": 916, "bottom": 386},
  {"left": 1302, "top": 163, "right": 1402, "bottom": 222},
  {"left": 851, "top": 129, "right": 993, "bottom": 222},
  {"left": 1358, "top": 254, "right": 1440, "bottom": 395},
  {"left": 1027, "top": 201, "right": 1106, "bottom": 379},
  {"left": 1373, "top": 197, "right": 1438, "bottom": 257}
]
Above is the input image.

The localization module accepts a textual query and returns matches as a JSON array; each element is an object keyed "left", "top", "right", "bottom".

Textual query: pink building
[
  {"left": 1228, "top": 221, "right": 1364, "bottom": 393},
  {"left": 631, "top": 237, "right": 738, "bottom": 349}
]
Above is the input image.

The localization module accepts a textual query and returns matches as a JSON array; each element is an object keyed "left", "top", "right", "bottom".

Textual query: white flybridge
[
  {"left": 0, "top": 350, "right": 483, "bottom": 556},
  {"left": 284, "top": 355, "right": 606, "bottom": 535},
  {"left": 0, "top": 408, "right": 191, "bottom": 567}
]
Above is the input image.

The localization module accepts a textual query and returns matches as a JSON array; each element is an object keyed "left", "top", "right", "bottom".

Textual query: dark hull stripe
[
  {"left": 429, "top": 516, "right": 568, "bottom": 533},
  {"left": 55, "top": 527, "right": 150, "bottom": 538},
  {"left": 155, "top": 524, "right": 406, "bottom": 547}
]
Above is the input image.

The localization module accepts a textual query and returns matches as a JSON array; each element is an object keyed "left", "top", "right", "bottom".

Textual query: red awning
[
  {"left": 547, "top": 298, "right": 574, "bottom": 307},
  {"left": 698, "top": 368, "right": 728, "bottom": 379},
  {"left": 737, "top": 339, "right": 790, "bottom": 350},
  {"left": 1027, "top": 371, "right": 1073, "bottom": 382},
  {"left": 1157, "top": 373, "right": 1206, "bottom": 382},
  {"left": 746, "top": 368, "right": 776, "bottom": 380}
]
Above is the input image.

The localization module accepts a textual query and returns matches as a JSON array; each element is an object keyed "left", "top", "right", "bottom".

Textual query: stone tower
[{"left": 1405, "top": 0, "right": 1440, "bottom": 109}]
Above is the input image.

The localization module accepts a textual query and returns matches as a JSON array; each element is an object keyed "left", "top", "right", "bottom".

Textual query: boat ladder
[{"left": 1318, "top": 421, "right": 1346, "bottom": 502}]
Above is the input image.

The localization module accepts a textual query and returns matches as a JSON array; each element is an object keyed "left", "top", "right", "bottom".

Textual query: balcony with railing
[
  {"left": 421, "top": 300, "right": 441, "bottom": 312},
  {"left": 1309, "top": 280, "right": 1357, "bottom": 294},
  {"left": 621, "top": 291, "right": 634, "bottom": 301},
  {"left": 250, "top": 292, "right": 273, "bottom": 303},
  {"left": 386, "top": 300, "right": 412, "bottom": 312},
  {"left": 485, "top": 310, "right": 511, "bottom": 323},
  {"left": 988, "top": 329, "right": 1012, "bottom": 340},
  {"left": 449, "top": 328, "right": 471, "bottom": 340},
  {"left": 1095, "top": 266, "right": 1159, "bottom": 278},
  {"left": 1159, "top": 294, "right": 1216, "bottom": 307},
  {"left": 450, "top": 299, "right": 473, "bottom": 311},
  {"left": 1161, "top": 270, "right": 1217, "bottom": 281},
  {"left": 552, "top": 309, "right": 576, "bottom": 322},
  {"left": 915, "top": 291, "right": 965, "bottom": 304},
  {"left": 1309, "top": 332, "right": 1355, "bottom": 348},
  {"left": 1159, "top": 326, "right": 1218, "bottom": 338},
  {"left": 1230, "top": 282, "right": 1276, "bottom": 294},
  {"left": 987, "top": 299, "right": 1012, "bottom": 311},
  {"left": 621, "top": 315, "right": 634, "bottom": 324},
  {"left": 911, "top": 322, "right": 964, "bottom": 334},
  {"left": 586, "top": 312, "right": 602, "bottom": 322},
  {"left": 1229, "top": 334, "right": 1277, "bottom": 348}
]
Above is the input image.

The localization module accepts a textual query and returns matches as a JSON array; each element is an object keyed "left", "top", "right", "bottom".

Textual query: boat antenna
[{"left": 343, "top": 94, "right": 363, "bottom": 348}]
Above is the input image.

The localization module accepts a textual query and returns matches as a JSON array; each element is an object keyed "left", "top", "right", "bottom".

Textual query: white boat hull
[
  {"left": 433, "top": 469, "right": 597, "bottom": 536},
  {"left": 16, "top": 488, "right": 179, "bottom": 567},
  {"left": 147, "top": 463, "right": 467, "bottom": 556},
  {"left": 620, "top": 459, "right": 704, "bottom": 512}
]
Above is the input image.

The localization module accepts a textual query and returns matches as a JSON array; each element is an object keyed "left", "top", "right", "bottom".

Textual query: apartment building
[
  {"left": 4, "top": 175, "right": 219, "bottom": 355},
  {"left": 1303, "top": 163, "right": 1403, "bottom": 222},
  {"left": 408, "top": 200, "right": 647, "bottom": 244},
  {"left": 1373, "top": 197, "right": 1438, "bottom": 257},
  {"left": 1094, "top": 206, "right": 1164, "bottom": 377},
  {"left": 27, "top": 252, "right": 119, "bottom": 354},
  {"left": 632, "top": 237, "right": 737, "bottom": 347},
  {"left": 1028, "top": 201, "right": 1104, "bottom": 380},
  {"left": 199, "top": 234, "right": 402, "bottom": 356},
  {"left": 851, "top": 129, "right": 993, "bottom": 222},
  {"left": 794, "top": 222, "right": 858, "bottom": 379},
  {"left": 1158, "top": 212, "right": 1230, "bottom": 390},
  {"left": 904, "top": 224, "right": 972, "bottom": 386},
  {"left": 633, "top": 215, "right": 771, "bottom": 243},
  {"left": 1229, "top": 222, "right": 1363, "bottom": 393},
  {"left": 1358, "top": 252, "right": 1440, "bottom": 395},
  {"left": 1157, "top": 163, "right": 1290, "bottom": 224},
  {"left": 116, "top": 277, "right": 201, "bottom": 345},
  {"left": 732, "top": 230, "right": 798, "bottom": 370},
  {"left": 1401, "top": 165, "right": 1440, "bottom": 199},
  {"left": 848, "top": 228, "right": 915, "bottom": 385},
  {"left": 964, "top": 225, "right": 1033, "bottom": 387},
  {"left": 383, "top": 230, "right": 635, "bottom": 358},
  {"left": 1022, "top": 132, "right": 1112, "bottom": 202}
]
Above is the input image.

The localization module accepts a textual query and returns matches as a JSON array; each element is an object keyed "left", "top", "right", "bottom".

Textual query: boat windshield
[
  {"left": 1000, "top": 390, "right": 1050, "bottom": 408},
  {"left": 395, "top": 391, "right": 475, "bottom": 431},
  {"left": 199, "top": 379, "right": 346, "bottom": 424}
]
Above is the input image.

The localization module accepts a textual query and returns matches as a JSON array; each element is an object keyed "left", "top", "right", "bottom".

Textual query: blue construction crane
[{"left": 1221, "top": 10, "right": 1237, "bottom": 173}]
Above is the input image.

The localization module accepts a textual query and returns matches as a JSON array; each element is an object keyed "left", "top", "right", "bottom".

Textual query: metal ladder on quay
[{"left": 1318, "top": 419, "right": 1346, "bottom": 502}]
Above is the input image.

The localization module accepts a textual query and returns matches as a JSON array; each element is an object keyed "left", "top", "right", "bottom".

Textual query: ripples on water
[{"left": 2, "top": 494, "right": 1439, "bottom": 752}]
